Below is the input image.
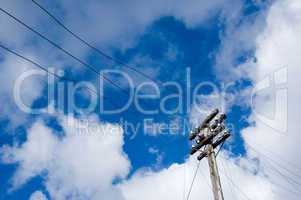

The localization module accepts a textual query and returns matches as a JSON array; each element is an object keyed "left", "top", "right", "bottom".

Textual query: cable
[
  {"left": 245, "top": 142, "right": 301, "bottom": 184},
  {"left": 0, "top": 43, "right": 120, "bottom": 109},
  {"left": 215, "top": 141, "right": 225, "bottom": 158},
  {"left": 220, "top": 149, "right": 301, "bottom": 199},
  {"left": 182, "top": 162, "right": 186, "bottom": 200},
  {"left": 186, "top": 161, "right": 201, "bottom": 200},
  {"left": 245, "top": 143, "right": 301, "bottom": 192},
  {"left": 0, "top": 44, "right": 58, "bottom": 79},
  {"left": 219, "top": 159, "right": 252, "bottom": 200},
  {"left": 218, "top": 157, "right": 237, "bottom": 200},
  {"left": 245, "top": 140, "right": 301, "bottom": 174},
  {"left": 198, "top": 163, "right": 214, "bottom": 200},
  {"left": 31, "top": 0, "right": 169, "bottom": 89},
  {"left": 260, "top": 160, "right": 301, "bottom": 197},
  {"left": 248, "top": 149, "right": 301, "bottom": 197},
  {"left": 0, "top": 7, "right": 130, "bottom": 97}
]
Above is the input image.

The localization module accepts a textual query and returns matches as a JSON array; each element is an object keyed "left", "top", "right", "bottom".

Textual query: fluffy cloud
[
  {"left": 1, "top": 121, "right": 57, "bottom": 187},
  {"left": 120, "top": 152, "right": 274, "bottom": 200},
  {"left": 189, "top": 1, "right": 301, "bottom": 199},
  {"left": 236, "top": 0, "right": 301, "bottom": 199},
  {"left": 1, "top": 114, "right": 130, "bottom": 199},
  {"left": 29, "top": 191, "right": 48, "bottom": 200},
  {"left": 2, "top": 116, "right": 275, "bottom": 200},
  {"left": 2, "top": 0, "right": 301, "bottom": 200},
  {"left": 213, "top": 0, "right": 268, "bottom": 82},
  {"left": 0, "top": 53, "right": 45, "bottom": 128},
  {"left": 0, "top": 0, "right": 240, "bottom": 128},
  {"left": 54, "top": 0, "right": 232, "bottom": 50}
]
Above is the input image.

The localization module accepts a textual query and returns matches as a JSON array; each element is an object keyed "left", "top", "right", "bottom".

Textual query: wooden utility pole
[
  {"left": 188, "top": 109, "right": 230, "bottom": 200},
  {"left": 206, "top": 139, "right": 224, "bottom": 200}
]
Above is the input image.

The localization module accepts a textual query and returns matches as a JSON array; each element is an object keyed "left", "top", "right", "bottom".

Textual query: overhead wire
[
  {"left": 219, "top": 157, "right": 252, "bottom": 200},
  {"left": 182, "top": 162, "right": 186, "bottom": 200},
  {"left": 220, "top": 148, "right": 301, "bottom": 199},
  {"left": 215, "top": 140, "right": 225, "bottom": 158},
  {"left": 218, "top": 157, "right": 237, "bottom": 200},
  {"left": 245, "top": 140, "right": 301, "bottom": 175},
  {"left": 198, "top": 162, "right": 214, "bottom": 200},
  {"left": 0, "top": 43, "right": 120, "bottom": 109},
  {"left": 185, "top": 161, "right": 201, "bottom": 200},
  {"left": 31, "top": 0, "right": 171, "bottom": 91},
  {"left": 0, "top": 6, "right": 161, "bottom": 115},
  {"left": 0, "top": 7, "right": 130, "bottom": 97},
  {"left": 245, "top": 142, "right": 301, "bottom": 193},
  {"left": 11, "top": 2, "right": 301, "bottom": 198},
  {"left": 259, "top": 160, "right": 301, "bottom": 197},
  {"left": 245, "top": 142, "right": 301, "bottom": 183}
]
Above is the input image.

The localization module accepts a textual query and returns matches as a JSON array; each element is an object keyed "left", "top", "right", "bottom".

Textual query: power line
[
  {"left": 31, "top": 0, "right": 168, "bottom": 88},
  {"left": 0, "top": 43, "right": 119, "bottom": 109},
  {"left": 264, "top": 157, "right": 301, "bottom": 190},
  {"left": 245, "top": 140, "right": 301, "bottom": 175},
  {"left": 259, "top": 160, "right": 301, "bottom": 197},
  {"left": 218, "top": 158, "right": 237, "bottom": 200},
  {"left": 220, "top": 144, "right": 301, "bottom": 198},
  {"left": 0, "top": 44, "right": 58, "bottom": 79},
  {"left": 251, "top": 156, "right": 301, "bottom": 197},
  {"left": 219, "top": 159, "right": 252, "bottom": 200},
  {"left": 0, "top": 43, "right": 153, "bottom": 117},
  {"left": 215, "top": 140, "right": 225, "bottom": 158},
  {"left": 245, "top": 142, "right": 301, "bottom": 183},
  {"left": 0, "top": 7, "right": 130, "bottom": 97},
  {"left": 245, "top": 142, "right": 301, "bottom": 192},
  {"left": 186, "top": 160, "right": 201, "bottom": 200},
  {"left": 188, "top": 109, "right": 231, "bottom": 200},
  {"left": 198, "top": 163, "right": 215, "bottom": 200},
  {"left": 182, "top": 162, "right": 186, "bottom": 200},
  {"left": 223, "top": 170, "right": 252, "bottom": 200}
]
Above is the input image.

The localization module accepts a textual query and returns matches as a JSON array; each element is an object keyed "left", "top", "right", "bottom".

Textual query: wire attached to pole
[
  {"left": 186, "top": 160, "right": 201, "bottom": 200},
  {"left": 215, "top": 141, "right": 225, "bottom": 158}
]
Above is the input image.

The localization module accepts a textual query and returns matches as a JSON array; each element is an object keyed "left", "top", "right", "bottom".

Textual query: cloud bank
[{"left": 1, "top": 0, "right": 301, "bottom": 200}]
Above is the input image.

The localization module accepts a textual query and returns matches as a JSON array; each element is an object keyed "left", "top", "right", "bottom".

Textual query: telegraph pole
[
  {"left": 188, "top": 109, "right": 230, "bottom": 200},
  {"left": 206, "top": 138, "right": 224, "bottom": 200}
]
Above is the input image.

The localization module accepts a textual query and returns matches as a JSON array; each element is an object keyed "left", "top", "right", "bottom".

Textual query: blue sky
[
  {"left": 1, "top": 0, "right": 301, "bottom": 200},
  {"left": 0, "top": 0, "right": 265, "bottom": 198}
]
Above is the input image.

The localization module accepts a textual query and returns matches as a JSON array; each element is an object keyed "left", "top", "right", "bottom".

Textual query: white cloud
[
  {"left": 230, "top": 0, "right": 301, "bottom": 199},
  {"left": 189, "top": 92, "right": 231, "bottom": 128},
  {"left": 119, "top": 153, "right": 274, "bottom": 200},
  {"left": 1, "top": 121, "right": 57, "bottom": 188},
  {"left": 3, "top": 1, "right": 301, "bottom": 200},
  {"left": 0, "top": 110, "right": 279, "bottom": 200},
  {"left": 0, "top": 0, "right": 239, "bottom": 128},
  {"left": 55, "top": 0, "right": 231, "bottom": 50},
  {"left": 1, "top": 111, "right": 276, "bottom": 200},
  {"left": 169, "top": 0, "right": 230, "bottom": 28},
  {"left": 1, "top": 114, "right": 130, "bottom": 199},
  {"left": 214, "top": 0, "right": 268, "bottom": 82},
  {"left": 184, "top": 1, "right": 301, "bottom": 199},
  {"left": 0, "top": 53, "right": 45, "bottom": 127},
  {"left": 29, "top": 191, "right": 48, "bottom": 200}
]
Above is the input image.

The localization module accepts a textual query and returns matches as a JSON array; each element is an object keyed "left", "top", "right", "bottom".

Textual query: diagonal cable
[
  {"left": 0, "top": 7, "right": 129, "bottom": 97},
  {"left": 186, "top": 160, "right": 201, "bottom": 200},
  {"left": 31, "top": 0, "right": 172, "bottom": 89},
  {"left": 0, "top": 43, "right": 121, "bottom": 109}
]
